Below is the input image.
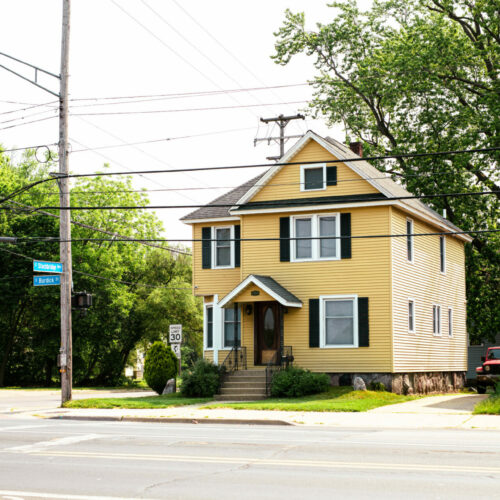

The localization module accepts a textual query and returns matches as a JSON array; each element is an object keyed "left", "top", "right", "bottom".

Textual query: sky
[{"left": 0, "top": 0, "right": 370, "bottom": 245}]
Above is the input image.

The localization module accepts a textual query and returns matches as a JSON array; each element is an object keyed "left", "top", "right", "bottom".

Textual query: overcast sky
[{"left": 1, "top": 0, "right": 370, "bottom": 244}]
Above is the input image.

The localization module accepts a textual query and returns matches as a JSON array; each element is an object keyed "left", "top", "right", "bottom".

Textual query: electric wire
[
  {"left": 0, "top": 115, "right": 57, "bottom": 132},
  {"left": 9, "top": 228, "right": 500, "bottom": 244},
  {"left": 0, "top": 246, "right": 192, "bottom": 290}
]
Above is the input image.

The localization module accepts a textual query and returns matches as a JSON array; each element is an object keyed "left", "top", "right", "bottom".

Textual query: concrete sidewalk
[{"left": 4, "top": 393, "right": 498, "bottom": 430}]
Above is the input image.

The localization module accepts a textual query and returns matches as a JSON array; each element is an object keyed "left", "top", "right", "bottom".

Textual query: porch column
[{"left": 212, "top": 294, "right": 221, "bottom": 365}]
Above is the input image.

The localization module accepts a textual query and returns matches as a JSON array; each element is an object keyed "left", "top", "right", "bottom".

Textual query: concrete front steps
[{"left": 215, "top": 370, "right": 267, "bottom": 401}]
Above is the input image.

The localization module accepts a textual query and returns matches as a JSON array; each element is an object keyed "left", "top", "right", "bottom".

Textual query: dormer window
[{"left": 301, "top": 163, "right": 326, "bottom": 191}]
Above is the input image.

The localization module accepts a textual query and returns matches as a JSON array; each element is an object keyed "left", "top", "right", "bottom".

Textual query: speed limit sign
[{"left": 169, "top": 324, "right": 182, "bottom": 344}]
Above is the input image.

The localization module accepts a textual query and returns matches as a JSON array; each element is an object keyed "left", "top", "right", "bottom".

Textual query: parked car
[{"left": 476, "top": 346, "right": 500, "bottom": 393}]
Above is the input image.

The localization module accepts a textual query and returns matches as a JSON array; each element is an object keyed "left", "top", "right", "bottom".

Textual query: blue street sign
[
  {"left": 34, "top": 275, "right": 61, "bottom": 286},
  {"left": 33, "top": 260, "right": 63, "bottom": 274}
]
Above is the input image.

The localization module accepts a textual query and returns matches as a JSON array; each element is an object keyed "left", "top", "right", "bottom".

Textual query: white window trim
[
  {"left": 432, "top": 304, "right": 442, "bottom": 336},
  {"left": 203, "top": 302, "right": 214, "bottom": 351},
  {"left": 222, "top": 305, "right": 241, "bottom": 349},
  {"left": 319, "top": 294, "right": 358, "bottom": 349},
  {"left": 290, "top": 213, "right": 341, "bottom": 262},
  {"left": 406, "top": 217, "right": 414, "bottom": 264},
  {"left": 300, "top": 163, "right": 327, "bottom": 192},
  {"left": 408, "top": 298, "right": 416, "bottom": 334},
  {"left": 448, "top": 307, "right": 453, "bottom": 338},
  {"left": 440, "top": 235, "right": 446, "bottom": 274},
  {"left": 212, "top": 226, "right": 234, "bottom": 269}
]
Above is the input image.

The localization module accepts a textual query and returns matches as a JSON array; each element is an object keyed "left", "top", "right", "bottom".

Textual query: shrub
[
  {"left": 181, "top": 359, "right": 222, "bottom": 397},
  {"left": 271, "top": 366, "right": 330, "bottom": 398},
  {"left": 368, "top": 381, "right": 386, "bottom": 392},
  {"left": 495, "top": 381, "right": 500, "bottom": 395},
  {"left": 144, "top": 341, "right": 178, "bottom": 394}
]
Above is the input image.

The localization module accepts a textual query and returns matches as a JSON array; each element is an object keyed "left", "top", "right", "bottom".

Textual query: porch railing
[
  {"left": 221, "top": 346, "right": 247, "bottom": 375},
  {"left": 265, "top": 346, "right": 293, "bottom": 396}
]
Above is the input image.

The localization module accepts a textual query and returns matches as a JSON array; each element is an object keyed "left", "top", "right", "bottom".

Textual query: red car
[{"left": 476, "top": 346, "right": 500, "bottom": 394}]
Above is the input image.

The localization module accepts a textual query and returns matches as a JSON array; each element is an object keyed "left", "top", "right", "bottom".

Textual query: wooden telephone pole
[
  {"left": 59, "top": 0, "right": 73, "bottom": 404},
  {"left": 254, "top": 114, "right": 305, "bottom": 161}
]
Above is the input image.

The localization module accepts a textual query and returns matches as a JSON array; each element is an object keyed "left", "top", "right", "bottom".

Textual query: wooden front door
[{"left": 254, "top": 302, "right": 280, "bottom": 365}]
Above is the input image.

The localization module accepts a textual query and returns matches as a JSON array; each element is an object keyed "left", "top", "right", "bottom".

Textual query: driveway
[{"left": 370, "top": 394, "right": 488, "bottom": 414}]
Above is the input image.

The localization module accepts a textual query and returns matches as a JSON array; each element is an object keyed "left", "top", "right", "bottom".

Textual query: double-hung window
[
  {"left": 223, "top": 306, "right": 241, "bottom": 348},
  {"left": 213, "top": 226, "right": 233, "bottom": 268},
  {"left": 407, "top": 218, "right": 414, "bottom": 262},
  {"left": 301, "top": 163, "right": 326, "bottom": 191},
  {"left": 408, "top": 300, "right": 415, "bottom": 333},
  {"left": 432, "top": 304, "right": 441, "bottom": 336},
  {"left": 320, "top": 295, "right": 358, "bottom": 348},
  {"left": 292, "top": 214, "right": 339, "bottom": 261}
]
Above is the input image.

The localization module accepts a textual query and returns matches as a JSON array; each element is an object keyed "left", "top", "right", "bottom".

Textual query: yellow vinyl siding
[
  {"left": 193, "top": 221, "right": 242, "bottom": 297},
  {"left": 391, "top": 208, "right": 467, "bottom": 372},
  {"left": 241, "top": 205, "right": 392, "bottom": 372},
  {"left": 251, "top": 139, "right": 378, "bottom": 202}
]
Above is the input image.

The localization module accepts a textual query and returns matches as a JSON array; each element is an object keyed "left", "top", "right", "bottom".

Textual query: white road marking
[
  {"left": 0, "top": 491, "right": 156, "bottom": 500},
  {"left": 6, "top": 433, "right": 106, "bottom": 453},
  {"left": 0, "top": 425, "right": 50, "bottom": 432}
]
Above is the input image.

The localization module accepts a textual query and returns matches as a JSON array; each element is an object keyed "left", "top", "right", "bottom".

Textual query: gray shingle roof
[
  {"left": 251, "top": 275, "right": 302, "bottom": 306},
  {"left": 180, "top": 172, "right": 267, "bottom": 221}
]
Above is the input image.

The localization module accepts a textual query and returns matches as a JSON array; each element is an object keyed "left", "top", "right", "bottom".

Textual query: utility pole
[
  {"left": 0, "top": 1, "right": 72, "bottom": 405},
  {"left": 254, "top": 114, "right": 305, "bottom": 161},
  {"left": 59, "top": 0, "right": 72, "bottom": 404}
]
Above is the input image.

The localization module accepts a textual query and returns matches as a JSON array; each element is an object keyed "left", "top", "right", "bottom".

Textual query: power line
[
  {"left": 1, "top": 145, "right": 498, "bottom": 205},
  {"left": 0, "top": 115, "right": 57, "bottom": 132},
  {"left": 1, "top": 143, "right": 57, "bottom": 154},
  {"left": 0, "top": 246, "right": 191, "bottom": 290},
  {"left": 0, "top": 100, "right": 58, "bottom": 116},
  {"left": 70, "top": 100, "right": 307, "bottom": 116},
  {"left": 2, "top": 190, "right": 496, "bottom": 211},
  {"left": 68, "top": 83, "right": 308, "bottom": 105},
  {"left": 10, "top": 228, "right": 500, "bottom": 244},
  {"left": 6, "top": 200, "right": 191, "bottom": 256}
]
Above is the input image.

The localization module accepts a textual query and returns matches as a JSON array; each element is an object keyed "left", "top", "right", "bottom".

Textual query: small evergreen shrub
[
  {"left": 271, "top": 366, "right": 330, "bottom": 397},
  {"left": 144, "top": 341, "right": 178, "bottom": 394},
  {"left": 368, "top": 381, "right": 386, "bottom": 392},
  {"left": 495, "top": 381, "right": 500, "bottom": 395},
  {"left": 181, "top": 359, "right": 222, "bottom": 397}
]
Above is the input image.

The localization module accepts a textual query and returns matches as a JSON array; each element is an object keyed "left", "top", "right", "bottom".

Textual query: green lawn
[
  {"left": 203, "top": 387, "right": 420, "bottom": 412},
  {"left": 63, "top": 393, "right": 212, "bottom": 409},
  {"left": 473, "top": 395, "right": 500, "bottom": 415},
  {"left": 1, "top": 380, "right": 150, "bottom": 391}
]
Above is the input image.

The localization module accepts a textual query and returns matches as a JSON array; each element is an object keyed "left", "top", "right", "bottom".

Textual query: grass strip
[
  {"left": 63, "top": 393, "right": 212, "bottom": 409},
  {"left": 203, "top": 387, "right": 420, "bottom": 412},
  {"left": 473, "top": 395, "right": 500, "bottom": 415}
]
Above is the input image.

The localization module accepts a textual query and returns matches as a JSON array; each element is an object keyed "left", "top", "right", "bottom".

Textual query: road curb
[{"left": 48, "top": 415, "right": 294, "bottom": 426}]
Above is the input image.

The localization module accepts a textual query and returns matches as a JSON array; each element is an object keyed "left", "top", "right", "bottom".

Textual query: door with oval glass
[{"left": 255, "top": 302, "right": 280, "bottom": 365}]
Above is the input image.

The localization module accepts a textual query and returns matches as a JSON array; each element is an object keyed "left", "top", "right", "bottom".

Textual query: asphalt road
[{"left": 0, "top": 418, "right": 499, "bottom": 500}]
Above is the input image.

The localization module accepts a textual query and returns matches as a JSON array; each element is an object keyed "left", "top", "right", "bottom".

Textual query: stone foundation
[{"left": 328, "top": 371, "right": 466, "bottom": 395}]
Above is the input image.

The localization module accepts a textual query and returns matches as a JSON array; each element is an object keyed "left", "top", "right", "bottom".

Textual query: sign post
[{"left": 169, "top": 324, "right": 182, "bottom": 376}]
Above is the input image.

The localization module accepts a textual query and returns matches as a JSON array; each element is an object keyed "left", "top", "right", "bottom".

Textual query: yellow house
[{"left": 181, "top": 131, "right": 471, "bottom": 395}]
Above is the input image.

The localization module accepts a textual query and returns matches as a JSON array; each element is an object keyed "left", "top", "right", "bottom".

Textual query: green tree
[
  {"left": 0, "top": 152, "right": 201, "bottom": 386},
  {"left": 273, "top": 0, "right": 499, "bottom": 341},
  {"left": 144, "top": 341, "right": 178, "bottom": 394}
]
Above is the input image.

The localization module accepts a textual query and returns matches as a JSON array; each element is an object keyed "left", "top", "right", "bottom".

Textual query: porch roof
[{"left": 218, "top": 275, "right": 302, "bottom": 309}]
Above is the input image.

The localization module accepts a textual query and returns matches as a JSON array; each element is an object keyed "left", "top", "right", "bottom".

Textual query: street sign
[
  {"left": 171, "top": 343, "right": 181, "bottom": 359},
  {"left": 169, "top": 324, "right": 182, "bottom": 344},
  {"left": 34, "top": 275, "right": 61, "bottom": 286},
  {"left": 33, "top": 260, "right": 63, "bottom": 274}
]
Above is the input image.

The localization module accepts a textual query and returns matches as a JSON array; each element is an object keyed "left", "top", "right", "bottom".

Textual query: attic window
[{"left": 301, "top": 163, "right": 326, "bottom": 191}]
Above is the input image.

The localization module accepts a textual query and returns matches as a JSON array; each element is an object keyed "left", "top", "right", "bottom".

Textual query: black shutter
[
  {"left": 280, "top": 217, "right": 290, "bottom": 262},
  {"left": 202, "top": 227, "right": 211, "bottom": 269},
  {"left": 340, "top": 212, "right": 351, "bottom": 259},
  {"left": 309, "top": 298, "right": 320, "bottom": 348},
  {"left": 234, "top": 225, "right": 241, "bottom": 268},
  {"left": 326, "top": 166, "right": 337, "bottom": 186},
  {"left": 358, "top": 297, "right": 369, "bottom": 347}
]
